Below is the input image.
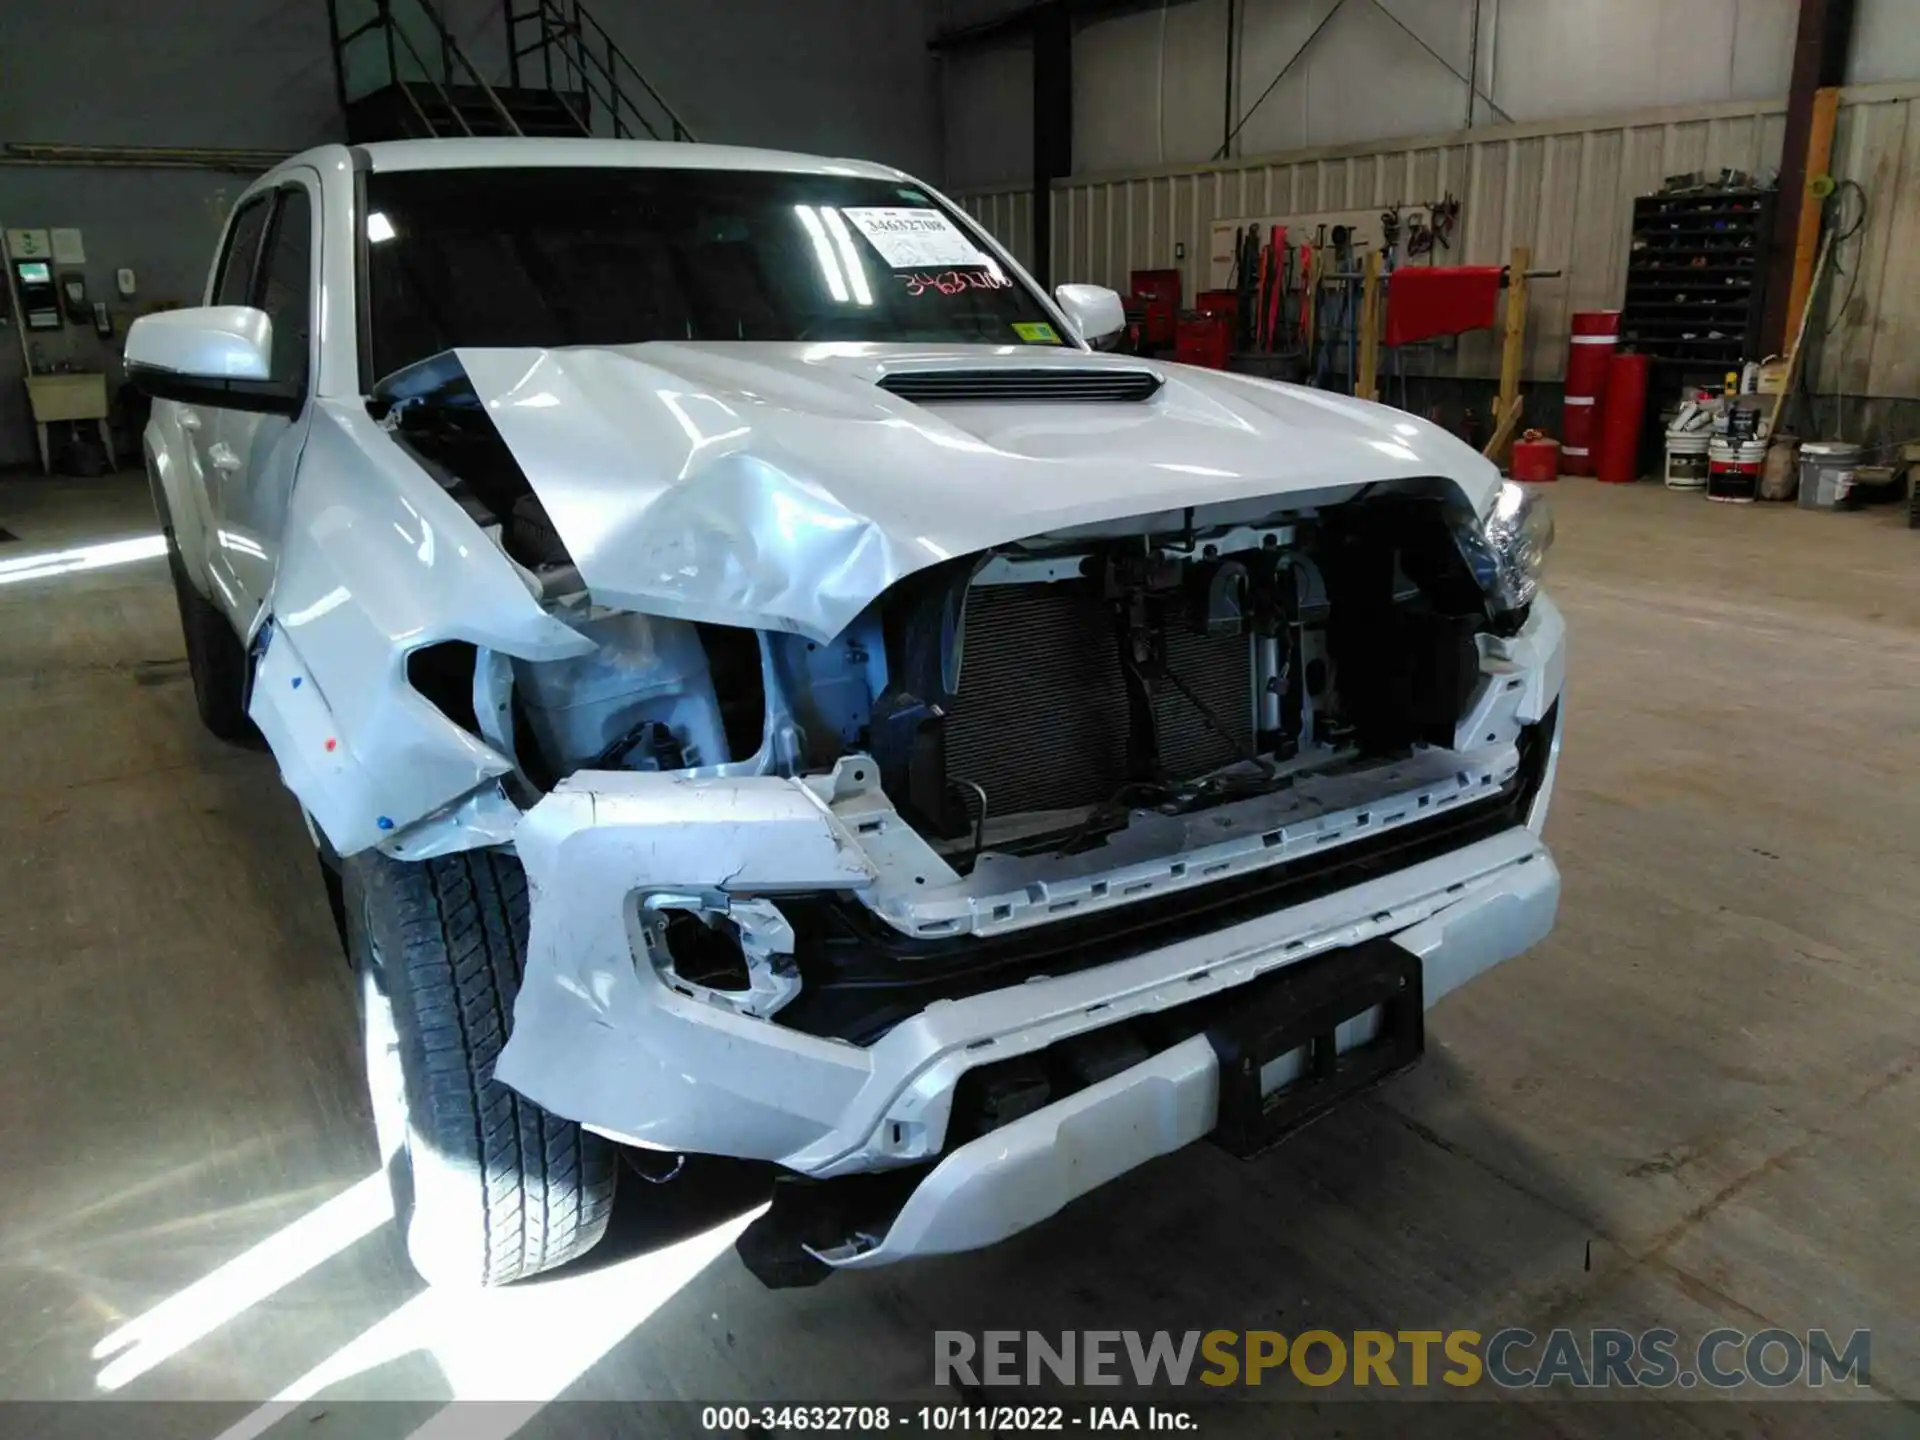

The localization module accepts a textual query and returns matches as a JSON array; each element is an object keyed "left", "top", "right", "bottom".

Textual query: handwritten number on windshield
[{"left": 900, "top": 269, "right": 1015, "bottom": 297}]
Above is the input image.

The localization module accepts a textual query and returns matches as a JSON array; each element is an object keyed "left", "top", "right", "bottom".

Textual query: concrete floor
[{"left": 0, "top": 470, "right": 1914, "bottom": 1436}]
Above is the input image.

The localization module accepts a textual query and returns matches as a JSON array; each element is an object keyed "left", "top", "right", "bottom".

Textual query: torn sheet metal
[
  {"left": 494, "top": 770, "right": 879, "bottom": 1161},
  {"left": 455, "top": 341, "right": 1504, "bottom": 641},
  {"left": 495, "top": 759, "right": 1557, "bottom": 1172},
  {"left": 257, "top": 403, "right": 596, "bottom": 856}
]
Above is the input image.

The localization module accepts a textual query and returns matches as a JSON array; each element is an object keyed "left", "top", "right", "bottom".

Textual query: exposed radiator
[{"left": 943, "top": 581, "right": 1253, "bottom": 818}]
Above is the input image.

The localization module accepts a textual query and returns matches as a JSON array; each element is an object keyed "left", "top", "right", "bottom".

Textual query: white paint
[
  {"left": 242, "top": 399, "right": 593, "bottom": 857},
  {"left": 124, "top": 304, "right": 272, "bottom": 380},
  {"left": 460, "top": 338, "right": 1507, "bottom": 642},
  {"left": 826, "top": 831, "right": 1560, "bottom": 1268},
  {"left": 823, "top": 1035, "right": 1225, "bottom": 1265},
  {"left": 1052, "top": 281, "right": 1128, "bottom": 343}
]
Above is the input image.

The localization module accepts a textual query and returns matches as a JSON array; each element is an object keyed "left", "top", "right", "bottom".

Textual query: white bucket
[
  {"left": 1797, "top": 440, "right": 1863, "bottom": 511},
  {"left": 1664, "top": 431, "right": 1711, "bottom": 490},
  {"left": 1707, "top": 437, "right": 1768, "bottom": 504}
]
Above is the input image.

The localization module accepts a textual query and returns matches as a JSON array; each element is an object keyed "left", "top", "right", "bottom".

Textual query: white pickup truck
[{"left": 127, "top": 137, "right": 1563, "bottom": 1290}]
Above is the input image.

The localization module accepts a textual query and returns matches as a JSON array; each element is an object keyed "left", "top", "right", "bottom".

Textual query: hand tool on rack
[
  {"left": 1237, "top": 224, "right": 1261, "bottom": 349},
  {"left": 1263, "top": 226, "right": 1286, "bottom": 350},
  {"left": 1253, "top": 232, "right": 1267, "bottom": 351},
  {"left": 1229, "top": 225, "right": 1245, "bottom": 347},
  {"left": 1297, "top": 242, "right": 1317, "bottom": 366}
]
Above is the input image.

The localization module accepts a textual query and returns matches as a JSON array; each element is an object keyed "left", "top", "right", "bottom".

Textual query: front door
[
  {"left": 177, "top": 191, "right": 273, "bottom": 616},
  {"left": 207, "top": 175, "right": 318, "bottom": 632}
]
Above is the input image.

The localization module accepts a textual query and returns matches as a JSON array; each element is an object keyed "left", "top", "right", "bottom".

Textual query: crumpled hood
[{"left": 455, "top": 341, "right": 1501, "bottom": 640}]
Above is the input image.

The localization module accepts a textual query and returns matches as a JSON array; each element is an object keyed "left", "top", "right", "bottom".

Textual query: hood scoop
[{"left": 877, "top": 366, "right": 1164, "bottom": 405}]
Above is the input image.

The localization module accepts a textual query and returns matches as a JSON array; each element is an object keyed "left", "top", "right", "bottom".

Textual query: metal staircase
[{"left": 326, "top": 0, "right": 695, "bottom": 143}]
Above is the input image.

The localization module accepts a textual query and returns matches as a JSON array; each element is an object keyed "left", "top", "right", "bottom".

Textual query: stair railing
[
  {"left": 327, "top": 0, "right": 525, "bottom": 138},
  {"left": 506, "top": 0, "right": 695, "bottom": 141}
]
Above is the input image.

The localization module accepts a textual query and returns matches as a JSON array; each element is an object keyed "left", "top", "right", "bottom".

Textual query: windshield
[{"left": 362, "top": 166, "right": 1066, "bottom": 381}]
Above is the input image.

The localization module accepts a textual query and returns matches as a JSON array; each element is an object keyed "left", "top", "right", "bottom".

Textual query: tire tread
[{"left": 368, "top": 849, "right": 615, "bottom": 1286}]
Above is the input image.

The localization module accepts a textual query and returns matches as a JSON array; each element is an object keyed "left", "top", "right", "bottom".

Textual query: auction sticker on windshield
[{"left": 843, "top": 207, "right": 986, "bottom": 268}]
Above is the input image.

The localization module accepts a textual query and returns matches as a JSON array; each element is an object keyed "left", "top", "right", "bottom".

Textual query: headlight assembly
[{"left": 1456, "top": 480, "right": 1554, "bottom": 613}]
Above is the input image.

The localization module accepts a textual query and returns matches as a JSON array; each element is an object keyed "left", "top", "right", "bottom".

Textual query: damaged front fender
[{"left": 250, "top": 401, "right": 593, "bottom": 857}]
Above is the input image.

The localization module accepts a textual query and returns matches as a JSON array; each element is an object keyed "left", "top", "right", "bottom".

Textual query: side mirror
[
  {"left": 125, "top": 306, "right": 297, "bottom": 415},
  {"left": 1053, "top": 283, "right": 1127, "bottom": 350}
]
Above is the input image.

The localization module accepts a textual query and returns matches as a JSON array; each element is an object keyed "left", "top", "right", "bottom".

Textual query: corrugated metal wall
[
  {"left": 956, "top": 83, "right": 1920, "bottom": 398},
  {"left": 1812, "top": 85, "right": 1920, "bottom": 398}
]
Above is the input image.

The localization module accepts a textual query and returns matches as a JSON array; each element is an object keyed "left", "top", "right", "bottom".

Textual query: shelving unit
[{"left": 1621, "top": 189, "right": 1774, "bottom": 374}]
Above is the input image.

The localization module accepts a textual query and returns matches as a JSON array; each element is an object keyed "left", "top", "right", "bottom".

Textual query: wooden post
[
  {"left": 1484, "top": 244, "right": 1530, "bottom": 461},
  {"left": 1767, "top": 226, "right": 1835, "bottom": 443},
  {"left": 1784, "top": 86, "right": 1841, "bottom": 349},
  {"left": 1356, "top": 250, "right": 1382, "bottom": 401}
]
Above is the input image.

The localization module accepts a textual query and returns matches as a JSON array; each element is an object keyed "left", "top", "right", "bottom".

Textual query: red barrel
[
  {"left": 1566, "top": 311, "right": 1619, "bottom": 392},
  {"left": 1594, "top": 352, "right": 1651, "bottom": 484},
  {"left": 1511, "top": 435, "right": 1560, "bottom": 483},
  {"left": 1561, "top": 310, "right": 1618, "bottom": 476},
  {"left": 1562, "top": 396, "right": 1599, "bottom": 472}
]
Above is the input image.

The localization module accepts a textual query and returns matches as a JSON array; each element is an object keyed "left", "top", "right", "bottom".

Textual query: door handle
[
  {"left": 208, "top": 441, "right": 242, "bottom": 474},
  {"left": 178, "top": 408, "right": 202, "bottom": 432}
]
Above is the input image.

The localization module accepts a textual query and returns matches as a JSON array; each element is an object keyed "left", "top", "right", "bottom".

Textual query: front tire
[{"left": 346, "top": 848, "right": 617, "bottom": 1287}]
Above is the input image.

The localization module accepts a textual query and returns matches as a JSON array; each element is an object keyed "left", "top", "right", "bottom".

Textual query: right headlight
[{"left": 1456, "top": 480, "right": 1554, "bottom": 613}]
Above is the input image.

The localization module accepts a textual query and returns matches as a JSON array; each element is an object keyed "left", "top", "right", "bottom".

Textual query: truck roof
[{"left": 274, "top": 137, "right": 910, "bottom": 183}]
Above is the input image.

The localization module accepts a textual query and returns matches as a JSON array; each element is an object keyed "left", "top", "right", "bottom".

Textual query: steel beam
[{"left": 1761, "top": 0, "right": 1855, "bottom": 352}]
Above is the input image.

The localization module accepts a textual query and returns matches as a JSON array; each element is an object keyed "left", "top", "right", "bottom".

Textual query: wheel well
[
  {"left": 143, "top": 452, "right": 173, "bottom": 536},
  {"left": 319, "top": 853, "right": 349, "bottom": 963}
]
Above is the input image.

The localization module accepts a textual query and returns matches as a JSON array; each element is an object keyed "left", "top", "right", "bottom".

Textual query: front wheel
[{"left": 346, "top": 848, "right": 617, "bottom": 1287}]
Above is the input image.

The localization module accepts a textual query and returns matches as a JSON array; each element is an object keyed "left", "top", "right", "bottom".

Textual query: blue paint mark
[
  {"left": 291, "top": 676, "right": 303, "bottom": 688},
  {"left": 377, "top": 816, "right": 394, "bottom": 831}
]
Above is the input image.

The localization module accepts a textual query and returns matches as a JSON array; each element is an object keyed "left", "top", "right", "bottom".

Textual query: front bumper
[
  {"left": 821, "top": 840, "right": 1559, "bottom": 1267},
  {"left": 494, "top": 596, "right": 1564, "bottom": 1197}
]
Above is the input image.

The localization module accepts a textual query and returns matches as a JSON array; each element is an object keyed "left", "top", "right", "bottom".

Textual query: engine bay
[
  {"left": 408, "top": 488, "right": 1524, "bottom": 918},
  {"left": 375, "top": 353, "right": 1540, "bottom": 970}
]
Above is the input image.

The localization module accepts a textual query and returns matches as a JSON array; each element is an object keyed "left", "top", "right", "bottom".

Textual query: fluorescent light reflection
[
  {"left": 0, "top": 533, "right": 168, "bottom": 586},
  {"left": 92, "top": 1173, "right": 393, "bottom": 1391},
  {"left": 794, "top": 205, "right": 849, "bottom": 302},
  {"left": 209, "top": 1203, "right": 766, "bottom": 1440},
  {"left": 819, "top": 208, "right": 873, "bottom": 306}
]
